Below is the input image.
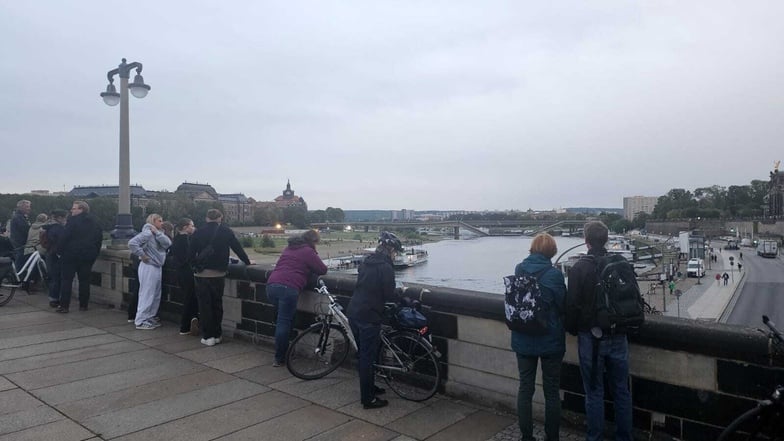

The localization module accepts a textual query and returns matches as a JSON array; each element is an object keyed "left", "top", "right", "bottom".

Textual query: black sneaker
[
  {"left": 55, "top": 306, "right": 69, "bottom": 313},
  {"left": 49, "top": 301, "right": 60, "bottom": 308},
  {"left": 362, "top": 398, "right": 388, "bottom": 409}
]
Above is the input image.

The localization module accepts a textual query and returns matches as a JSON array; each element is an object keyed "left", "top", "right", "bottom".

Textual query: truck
[
  {"left": 756, "top": 240, "right": 778, "bottom": 258},
  {"left": 686, "top": 258, "right": 705, "bottom": 278},
  {"left": 679, "top": 231, "right": 690, "bottom": 256}
]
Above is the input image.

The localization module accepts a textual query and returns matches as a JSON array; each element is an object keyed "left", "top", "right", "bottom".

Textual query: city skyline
[{"left": 2, "top": 2, "right": 782, "bottom": 210}]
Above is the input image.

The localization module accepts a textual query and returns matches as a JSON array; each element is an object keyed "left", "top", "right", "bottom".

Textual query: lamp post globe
[{"left": 100, "top": 58, "right": 150, "bottom": 247}]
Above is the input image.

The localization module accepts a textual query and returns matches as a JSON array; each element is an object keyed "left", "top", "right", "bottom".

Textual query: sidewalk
[
  {"left": 661, "top": 250, "right": 744, "bottom": 321},
  {"left": 0, "top": 292, "right": 591, "bottom": 441}
]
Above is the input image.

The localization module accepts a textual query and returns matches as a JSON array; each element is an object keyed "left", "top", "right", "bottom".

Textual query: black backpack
[
  {"left": 503, "top": 267, "right": 552, "bottom": 335},
  {"left": 591, "top": 254, "right": 645, "bottom": 332}
]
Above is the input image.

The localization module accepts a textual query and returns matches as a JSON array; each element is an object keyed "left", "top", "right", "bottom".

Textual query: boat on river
[{"left": 394, "top": 248, "right": 429, "bottom": 268}]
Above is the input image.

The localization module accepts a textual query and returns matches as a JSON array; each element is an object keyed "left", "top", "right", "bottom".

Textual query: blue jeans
[
  {"left": 349, "top": 319, "right": 381, "bottom": 405},
  {"left": 577, "top": 332, "right": 632, "bottom": 441},
  {"left": 516, "top": 353, "right": 563, "bottom": 441},
  {"left": 267, "top": 283, "right": 299, "bottom": 363}
]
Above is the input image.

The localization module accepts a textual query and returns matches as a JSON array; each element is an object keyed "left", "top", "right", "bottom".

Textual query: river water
[{"left": 395, "top": 236, "right": 587, "bottom": 294}]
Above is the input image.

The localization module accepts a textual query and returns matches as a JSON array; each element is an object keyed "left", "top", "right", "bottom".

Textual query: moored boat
[{"left": 394, "top": 248, "right": 429, "bottom": 268}]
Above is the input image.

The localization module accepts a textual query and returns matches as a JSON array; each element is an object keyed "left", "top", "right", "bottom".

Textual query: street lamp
[{"left": 100, "top": 58, "right": 150, "bottom": 246}]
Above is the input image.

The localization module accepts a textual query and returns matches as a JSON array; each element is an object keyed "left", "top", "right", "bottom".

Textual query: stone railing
[{"left": 90, "top": 249, "right": 783, "bottom": 441}]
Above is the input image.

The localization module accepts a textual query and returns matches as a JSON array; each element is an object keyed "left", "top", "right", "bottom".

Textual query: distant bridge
[{"left": 311, "top": 219, "right": 587, "bottom": 238}]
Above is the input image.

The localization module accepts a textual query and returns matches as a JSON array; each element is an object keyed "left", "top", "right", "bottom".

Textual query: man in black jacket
[
  {"left": 57, "top": 201, "right": 103, "bottom": 313},
  {"left": 189, "top": 209, "right": 251, "bottom": 346},
  {"left": 42, "top": 209, "right": 68, "bottom": 308},
  {"left": 346, "top": 231, "right": 403, "bottom": 409},
  {"left": 9, "top": 200, "right": 31, "bottom": 270},
  {"left": 565, "top": 221, "right": 632, "bottom": 441}
]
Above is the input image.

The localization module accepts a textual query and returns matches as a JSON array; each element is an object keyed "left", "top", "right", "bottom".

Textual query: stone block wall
[{"left": 93, "top": 251, "right": 784, "bottom": 441}]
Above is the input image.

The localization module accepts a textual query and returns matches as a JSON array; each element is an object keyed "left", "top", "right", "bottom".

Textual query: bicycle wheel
[
  {"left": 718, "top": 404, "right": 783, "bottom": 441},
  {"left": 286, "top": 323, "right": 350, "bottom": 380},
  {"left": 378, "top": 331, "right": 440, "bottom": 401},
  {"left": 0, "top": 273, "right": 17, "bottom": 307}
]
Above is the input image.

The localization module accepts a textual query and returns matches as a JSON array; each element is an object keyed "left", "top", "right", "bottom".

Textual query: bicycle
[
  {"left": 0, "top": 250, "right": 48, "bottom": 306},
  {"left": 285, "top": 280, "right": 442, "bottom": 401},
  {"left": 717, "top": 315, "right": 784, "bottom": 441}
]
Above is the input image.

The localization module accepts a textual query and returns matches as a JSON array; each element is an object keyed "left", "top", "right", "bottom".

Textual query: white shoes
[
  {"left": 214, "top": 337, "right": 222, "bottom": 344},
  {"left": 200, "top": 338, "right": 216, "bottom": 346}
]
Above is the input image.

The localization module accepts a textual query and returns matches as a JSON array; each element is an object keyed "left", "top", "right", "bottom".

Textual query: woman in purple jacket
[{"left": 267, "top": 230, "right": 328, "bottom": 366}]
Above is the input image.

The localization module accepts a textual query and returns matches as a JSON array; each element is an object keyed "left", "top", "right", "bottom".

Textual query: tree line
[{"left": 648, "top": 181, "right": 767, "bottom": 221}]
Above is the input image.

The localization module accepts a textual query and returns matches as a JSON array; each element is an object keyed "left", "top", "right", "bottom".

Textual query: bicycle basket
[{"left": 395, "top": 306, "right": 428, "bottom": 329}]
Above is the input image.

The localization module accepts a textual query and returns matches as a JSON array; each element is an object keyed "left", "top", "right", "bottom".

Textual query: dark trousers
[
  {"left": 267, "top": 283, "right": 300, "bottom": 363},
  {"left": 177, "top": 269, "right": 198, "bottom": 333},
  {"left": 45, "top": 253, "right": 62, "bottom": 302},
  {"left": 516, "top": 353, "right": 563, "bottom": 441},
  {"left": 195, "top": 276, "right": 225, "bottom": 339},
  {"left": 349, "top": 319, "right": 381, "bottom": 405},
  {"left": 127, "top": 262, "right": 139, "bottom": 320},
  {"left": 60, "top": 259, "right": 95, "bottom": 308}
]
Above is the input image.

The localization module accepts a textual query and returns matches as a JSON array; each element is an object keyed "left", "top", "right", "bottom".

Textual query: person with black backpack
[
  {"left": 507, "top": 233, "right": 566, "bottom": 441},
  {"left": 565, "top": 221, "right": 639, "bottom": 441}
]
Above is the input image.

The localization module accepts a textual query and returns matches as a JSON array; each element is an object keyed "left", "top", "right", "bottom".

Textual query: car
[{"left": 686, "top": 258, "right": 705, "bottom": 278}]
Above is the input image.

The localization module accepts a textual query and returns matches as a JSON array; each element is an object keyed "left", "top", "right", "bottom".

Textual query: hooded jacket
[
  {"left": 188, "top": 222, "right": 250, "bottom": 272},
  {"left": 510, "top": 253, "right": 567, "bottom": 357},
  {"left": 267, "top": 235, "right": 328, "bottom": 291},
  {"left": 128, "top": 224, "right": 172, "bottom": 267},
  {"left": 24, "top": 221, "right": 45, "bottom": 255},
  {"left": 347, "top": 250, "right": 397, "bottom": 324}
]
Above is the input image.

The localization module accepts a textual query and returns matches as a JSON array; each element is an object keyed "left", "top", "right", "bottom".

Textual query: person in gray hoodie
[{"left": 128, "top": 214, "right": 172, "bottom": 330}]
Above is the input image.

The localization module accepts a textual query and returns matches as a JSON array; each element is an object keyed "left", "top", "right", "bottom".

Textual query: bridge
[{"left": 311, "top": 219, "right": 587, "bottom": 238}]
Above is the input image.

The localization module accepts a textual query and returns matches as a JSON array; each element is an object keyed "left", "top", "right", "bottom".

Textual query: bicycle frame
[
  {"left": 15, "top": 251, "right": 45, "bottom": 284},
  {"left": 316, "top": 284, "right": 358, "bottom": 351}
]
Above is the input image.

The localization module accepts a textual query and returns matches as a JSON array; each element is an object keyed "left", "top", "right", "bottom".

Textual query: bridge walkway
[{"left": 0, "top": 292, "right": 598, "bottom": 440}]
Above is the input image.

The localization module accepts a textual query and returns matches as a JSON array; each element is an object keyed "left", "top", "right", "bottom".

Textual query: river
[{"left": 395, "top": 236, "right": 587, "bottom": 293}]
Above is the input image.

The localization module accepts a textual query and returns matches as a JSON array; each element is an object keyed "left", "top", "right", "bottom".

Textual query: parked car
[{"left": 686, "top": 258, "right": 705, "bottom": 278}]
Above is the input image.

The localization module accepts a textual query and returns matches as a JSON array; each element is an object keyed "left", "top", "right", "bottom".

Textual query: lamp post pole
[{"left": 100, "top": 58, "right": 150, "bottom": 247}]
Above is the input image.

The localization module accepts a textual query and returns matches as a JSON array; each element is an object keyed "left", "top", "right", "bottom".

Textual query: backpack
[
  {"left": 503, "top": 267, "right": 552, "bottom": 335},
  {"left": 591, "top": 254, "right": 645, "bottom": 332}
]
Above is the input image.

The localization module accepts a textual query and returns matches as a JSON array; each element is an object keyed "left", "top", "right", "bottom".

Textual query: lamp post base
[{"left": 109, "top": 213, "right": 137, "bottom": 249}]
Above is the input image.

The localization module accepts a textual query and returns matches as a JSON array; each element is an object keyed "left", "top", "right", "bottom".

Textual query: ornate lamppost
[{"left": 100, "top": 58, "right": 151, "bottom": 246}]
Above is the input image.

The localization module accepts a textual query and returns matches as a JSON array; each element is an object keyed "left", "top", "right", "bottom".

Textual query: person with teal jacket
[{"left": 511, "top": 233, "right": 566, "bottom": 441}]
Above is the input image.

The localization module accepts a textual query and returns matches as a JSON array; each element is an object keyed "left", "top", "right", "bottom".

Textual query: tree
[
  {"left": 632, "top": 212, "right": 650, "bottom": 230},
  {"left": 325, "top": 207, "right": 345, "bottom": 223},
  {"left": 254, "top": 206, "right": 281, "bottom": 226},
  {"left": 309, "top": 210, "right": 326, "bottom": 223},
  {"left": 283, "top": 205, "right": 308, "bottom": 228}
]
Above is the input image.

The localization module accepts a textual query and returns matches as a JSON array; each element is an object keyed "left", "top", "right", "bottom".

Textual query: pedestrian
[
  {"left": 266, "top": 229, "right": 328, "bottom": 367},
  {"left": 511, "top": 233, "right": 566, "bottom": 441},
  {"left": 565, "top": 221, "right": 633, "bottom": 441},
  {"left": 169, "top": 218, "right": 199, "bottom": 336},
  {"left": 739, "top": 252, "right": 743, "bottom": 260},
  {"left": 715, "top": 273, "right": 721, "bottom": 284},
  {"left": 57, "top": 201, "right": 103, "bottom": 313},
  {"left": 128, "top": 214, "right": 171, "bottom": 330},
  {"left": 668, "top": 280, "right": 675, "bottom": 295},
  {"left": 347, "top": 231, "right": 404, "bottom": 410},
  {"left": 8, "top": 200, "right": 31, "bottom": 271},
  {"left": 737, "top": 262, "right": 742, "bottom": 272},
  {"left": 21, "top": 213, "right": 48, "bottom": 287},
  {"left": 189, "top": 209, "right": 252, "bottom": 346},
  {"left": 722, "top": 272, "right": 729, "bottom": 286},
  {"left": 41, "top": 210, "right": 68, "bottom": 308}
]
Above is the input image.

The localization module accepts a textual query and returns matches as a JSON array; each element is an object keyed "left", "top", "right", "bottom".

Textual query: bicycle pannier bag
[
  {"left": 503, "top": 267, "right": 551, "bottom": 335},
  {"left": 396, "top": 306, "right": 428, "bottom": 328}
]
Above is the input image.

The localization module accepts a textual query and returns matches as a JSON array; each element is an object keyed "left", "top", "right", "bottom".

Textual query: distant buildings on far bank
[
  {"left": 623, "top": 196, "right": 658, "bottom": 221},
  {"left": 61, "top": 180, "right": 307, "bottom": 225}
]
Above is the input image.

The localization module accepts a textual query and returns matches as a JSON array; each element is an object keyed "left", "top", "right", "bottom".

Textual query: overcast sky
[{"left": 2, "top": 1, "right": 783, "bottom": 211}]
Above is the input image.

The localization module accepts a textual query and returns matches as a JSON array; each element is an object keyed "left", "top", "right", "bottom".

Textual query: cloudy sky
[{"left": 2, "top": 1, "right": 783, "bottom": 211}]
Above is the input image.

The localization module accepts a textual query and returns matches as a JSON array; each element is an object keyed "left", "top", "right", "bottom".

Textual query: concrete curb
[{"left": 718, "top": 271, "right": 747, "bottom": 323}]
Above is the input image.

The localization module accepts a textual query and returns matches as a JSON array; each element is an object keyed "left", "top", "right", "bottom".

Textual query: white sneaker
[
  {"left": 214, "top": 337, "right": 222, "bottom": 344},
  {"left": 200, "top": 338, "right": 216, "bottom": 346},
  {"left": 136, "top": 322, "right": 157, "bottom": 331}
]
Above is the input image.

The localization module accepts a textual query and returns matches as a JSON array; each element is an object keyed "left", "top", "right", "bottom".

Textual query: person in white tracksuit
[{"left": 128, "top": 214, "right": 172, "bottom": 330}]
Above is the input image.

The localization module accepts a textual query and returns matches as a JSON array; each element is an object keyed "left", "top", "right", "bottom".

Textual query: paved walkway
[
  {"left": 0, "top": 292, "right": 592, "bottom": 441},
  {"left": 661, "top": 250, "right": 744, "bottom": 321}
]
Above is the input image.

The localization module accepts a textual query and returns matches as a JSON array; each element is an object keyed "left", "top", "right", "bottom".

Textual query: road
[{"left": 726, "top": 250, "right": 784, "bottom": 327}]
